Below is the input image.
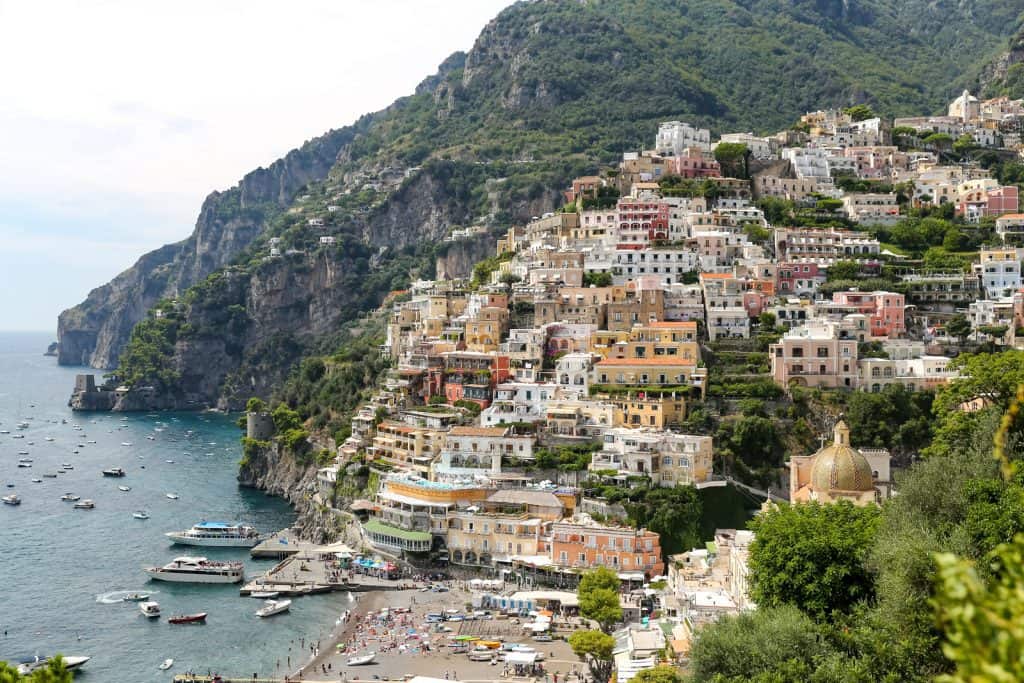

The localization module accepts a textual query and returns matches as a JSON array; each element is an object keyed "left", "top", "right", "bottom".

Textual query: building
[
  {"left": 842, "top": 193, "right": 900, "bottom": 225},
  {"left": 975, "top": 248, "right": 1023, "bottom": 298},
  {"left": 769, "top": 320, "right": 861, "bottom": 389},
  {"left": 997, "top": 214, "right": 1024, "bottom": 243},
  {"left": 590, "top": 427, "right": 713, "bottom": 486},
  {"left": 788, "top": 420, "right": 891, "bottom": 505},
  {"left": 828, "top": 290, "right": 906, "bottom": 338},
  {"left": 550, "top": 515, "right": 664, "bottom": 576},
  {"left": 433, "top": 426, "right": 535, "bottom": 479},
  {"left": 656, "top": 121, "right": 712, "bottom": 155}
]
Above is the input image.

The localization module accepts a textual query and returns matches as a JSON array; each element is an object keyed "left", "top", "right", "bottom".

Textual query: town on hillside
[{"left": 244, "top": 92, "right": 1024, "bottom": 682}]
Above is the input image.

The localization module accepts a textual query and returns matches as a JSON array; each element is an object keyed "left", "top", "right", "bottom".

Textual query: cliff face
[
  {"left": 57, "top": 127, "right": 357, "bottom": 369},
  {"left": 237, "top": 441, "right": 321, "bottom": 534}
]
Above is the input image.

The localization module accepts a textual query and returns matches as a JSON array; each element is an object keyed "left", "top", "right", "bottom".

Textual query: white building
[
  {"left": 718, "top": 133, "right": 775, "bottom": 160},
  {"left": 554, "top": 353, "right": 596, "bottom": 398},
  {"left": 974, "top": 248, "right": 1023, "bottom": 299},
  {"left": 480, "top": 382, "right": 560, "bottom": 427},
  {"left": 656, "top": 121, "right": 712, "bottom": 155}
]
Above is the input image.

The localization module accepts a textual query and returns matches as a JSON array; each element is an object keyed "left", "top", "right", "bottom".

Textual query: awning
[{"left": 505, "top": 652, "right": 538, "bottom": 665}]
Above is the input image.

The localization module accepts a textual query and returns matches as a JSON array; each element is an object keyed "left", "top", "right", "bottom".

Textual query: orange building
[{"left": 550, "top": 518, "right": 664, "bottom": 577}]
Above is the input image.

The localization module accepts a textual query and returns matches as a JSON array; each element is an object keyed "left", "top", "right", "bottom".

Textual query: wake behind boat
[
  {"left": 165, "top": 521, "right": 262, "bottom": 548},
  {"left": 144, "top": 556, "right": 244, "bottom": 584}
]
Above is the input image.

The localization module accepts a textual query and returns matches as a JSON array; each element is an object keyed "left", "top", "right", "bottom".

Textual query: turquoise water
[{"left": 0, "top": 332, "right": 348, "bottom": 681}]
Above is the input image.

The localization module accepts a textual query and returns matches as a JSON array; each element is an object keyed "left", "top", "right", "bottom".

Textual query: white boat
[
  {"left": 133, "top": 510, "right": 150, "bottom": 520},
  {"left": 119, "top": 486, "right": 131, "bottom": 492},
  {"left": 346, "top": 653, "right": 376, "bottom": 666},
  {"left": 31, "top": 478, "right": 41, "bottom": 483},
  {"left": 250, "top": 591, "right": 279, "bottom": 599},
  {"left": 123, "top": 592, "right": 150, "bottom": 601},
  {"left": 74, "top": 499, "right": 95, "bottom": 509},
  {"left": 143, "top": 556, "right": 244, "bottom": 584},
  {"left": 159, "top": 659, "right": 173, "bottom": 670},
  {"left": 2, "top": 494, "right": 21, "bottom": 506},
  {"left": 17, "top": 450, "right": 29, "bottom": 455},
  {"left": 165, "top": 521, "right": 261, "bottom": 547},
  {"left": 140, "top": 601, "right": 161, "bottom": 617},
  {"left": 18, "top": 457, "right": 32, "bottom": 463},
  {"left": 121, "top": 442, "right": 132, "bottom": 446},
  {"left": 12, "top": 434, "right": 24, "bottom": 439},
  {"left": 102, "top": 467, "right": 126, "bottom": 477},
  {"left": 45, "top": 437, "right": 54, "bottom": 441},
  {"left": 255, "top": 598, "right": 292, "bottom": 618},
  {"left": 16, "top": 655, "right": 90, "bottom": 675},
  {"left": 17, "top": 462, "right": 30, "bottom": 468},
  {"left": 61, "top": 493, "right": 80, "bottom": 502},
  {"left": 165, "top": 493, "right": 179, "bottom": 500},
  {"left": 61, "top": 463, "right": 73, "bottom": 469}
]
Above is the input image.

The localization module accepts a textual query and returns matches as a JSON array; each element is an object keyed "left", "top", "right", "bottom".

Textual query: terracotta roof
[
  {"left": 699, "top": 273, "right": 734, "bottom": 280},
  {"left": 449, "top": 426, "right": 509, "bottom": 437},
  {"left": 998, "top": 213, "right": 1024, "bottom": 219},
  {"left": 596, "top": 357, "right": 696, "bottom": 366}
]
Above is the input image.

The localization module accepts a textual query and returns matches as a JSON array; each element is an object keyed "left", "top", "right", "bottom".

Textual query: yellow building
[
  {"left": 610, "top": 394, "right": 687, "bottom": 429},
  {"left": 590, "top": 321, "right": 700, "bottom": 364},
  {"left": 367, "top": 421, "right": 448, "bottom": 476},
  {"left": 465, "top": 307, "right": 510, "bottom": 353},
  {"left": 447, "top": 511, "right": 544, "bottom": 567},
  {"left": 594, "top": 357, "right": 703, "bottom": 389}
]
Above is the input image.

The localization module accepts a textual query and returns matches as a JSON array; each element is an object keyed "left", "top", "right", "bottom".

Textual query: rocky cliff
[
  {"left": 237, "top": 441, "right": 324, "bottom": 538},
  {"left": 57, "top": 127, "right": 358, "bottom": 369}
]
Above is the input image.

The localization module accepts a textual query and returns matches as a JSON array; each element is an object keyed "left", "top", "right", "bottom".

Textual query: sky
[{"left": 0, "top": 0, "right": 514, "bottom": 332}]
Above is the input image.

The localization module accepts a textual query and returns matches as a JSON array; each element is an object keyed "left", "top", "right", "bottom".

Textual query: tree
[
  {"left": 245, "top": 397, "right": 267, "bottom": 413},
  {"left": 271, "top": 403, "right": 303, "bottom": 432},
  {"left": 499, "top": 271, "right": 522, "bottom": 288},
  {"left": 844, "top": 104, "right": 875, "bottom": 122},
  {"left": 952, "top": 133, "right": 976, "bottom": 156},
  {"left": 583, "top": 271, "right": 613, "bottom": 287},
  {"left": 944, "top": 314, "right": 972, "bottom": 344},
  {"left": 569, "top": 630, "right": 615, "bottom": 683},
  {"left": 758, "top": 312, "right": 777, "bottom": 329},
  {"left": 714, "top": 142, "right": 750, "bottom": 179},
  {"left": 826, "top": 260, "right": 861, "bottom": 281},
  {"left": 0, "top": 657, "right": 73, "bottom": 683},
  {"left": 748, "top": 501, "right": 881, "bottom": 620},
  {"left": 578, "top": 566, "right": 623, "bottom": 632},
  {"left": 923, "top": 132, "right": 953, "bottom": 151},
  {"left": 632, "top": 666, "right": 685, "bottom": 683},
  {"left": 626, "top": 485, "right": 702, "bottom": 559},
  {"left": 689, "top": 605, "right": 827, "bottom": 682},
  {"left": 934, "top": 351, "right": 1024, "bottom": 416}
]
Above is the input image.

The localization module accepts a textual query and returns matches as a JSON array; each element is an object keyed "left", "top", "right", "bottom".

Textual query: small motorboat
[
  {"left": 165, "top": 459, "right": 174, "bottom": 464},
  {"left": 249, "top": 591, "right": 280, "bottom": 599},
  {"left": 140, "top": 601, "right": 160, "bottom": 618},
  {"left": 45, "top": 437, "right": 54, "bottom": 441},
  {"left": 121, "top": 442, "right": 132, "bottom": 447},
  {"left": 74, "top": 499, "right": 95, "bottom": 509},
  {"left": 61, "top": 493, "right": 80, "bottom": 502},
  {"left": 17, "top": 450, "right": 29, "bottom": 455},
  {"left": 17, "top": 462, "right": 30, "bottom": 468},
  {"left": 42, "top": 473, "right": 58, "bottom": 478},
  {"left": 133, "top": 510, "right": 150, "bottom": 520},
  {"left": 168, "top": 612, "right": 207, "bottom": 624},
  {"left": 102, "top": 467, "right": 126, "bottom": 477},
  {"left": 2, "top": 494, "right": 21, "bottom": 506},
  {"left": 346, "top": 652, "right": 376, "bottom": 666},
  {"left": 165, "top": 493, "right": 179, "bottom": 500},
  {"left": 4, "top": 483, "right": 13, "bottom": 488},
  {"left": 147, "top": 436, "right": 155, "bottom": 441},
  {"left": 31, "top": 478, "right": 42, "bottom": 483},
  {"left": 123, "top": 592, "right": 151, "bottom": 602},
  {"left": 118, "top": 486, "right": 131, "bottom": 492},
  {"left": 255, "top": 599, "right": 292, "bottom": 618},
  {"left": 61, "top": 463, "right": 73, "bottom": 469},
  {"left": 159, "top": 659, "right": 173, "bottom": 670}
]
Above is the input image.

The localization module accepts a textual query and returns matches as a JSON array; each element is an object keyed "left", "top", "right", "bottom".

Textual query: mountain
[{"left": 58, "top": 0, "right": 1022, "bottom": 405}]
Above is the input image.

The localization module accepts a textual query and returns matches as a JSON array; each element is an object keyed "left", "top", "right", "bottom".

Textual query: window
[{"left": 559, "top": 551, "right": 567, "bottom": 563}]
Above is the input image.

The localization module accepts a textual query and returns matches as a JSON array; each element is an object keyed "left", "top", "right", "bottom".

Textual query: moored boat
[
  {"left": 102, "top": 467, "right": 126, "bottom": 477},
  {"left": 168, "top": 612, "right": 207, "bottom": 624},
  {"left": 140, "top": 601, "right": 161, "bottom": 618},
  {"left": 255, "top": 599, "right": 292, "bottom": 618},
  {"left": 133, "top": 510, "right": 150, "bottom": 519},
  {"left": 2, "top": 494, "right": 21, "bottom": 506},
  {"left": 144, "top": 556, "right": 244, "bottom": 584},
  {"left": 61, "top": 493, "right": 80, "bottom": 502},
  {"left": 165, "top": 521, "right": 261, "bottom": 547},
  {"left": 74, "top": 499, "right": 95, "bottom": 509},
  {"left": 159, "top": 659, "right": 174, "bottom": 670}
]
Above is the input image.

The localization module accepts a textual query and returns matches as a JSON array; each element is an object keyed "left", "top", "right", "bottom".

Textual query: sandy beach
[{"left": 289, "top": 583, "right": 583, "bottom": 683}]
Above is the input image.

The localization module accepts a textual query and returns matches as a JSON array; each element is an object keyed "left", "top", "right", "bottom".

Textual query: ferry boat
[
  {"left": 165, "top": 521, "right": 262, "bottom": 548},
  {"left": 143, "top": 556, "right": 244, "bottom": 584}
]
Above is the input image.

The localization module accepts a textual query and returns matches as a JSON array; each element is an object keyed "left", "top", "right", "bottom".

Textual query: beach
[{"left": 293, "top": 583, "right": 583, "bottom": 683}]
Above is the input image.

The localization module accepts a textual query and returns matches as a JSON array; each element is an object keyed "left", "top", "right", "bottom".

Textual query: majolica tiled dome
[{"left": 809, "top": 420, "right": 874, "bottom": 492}]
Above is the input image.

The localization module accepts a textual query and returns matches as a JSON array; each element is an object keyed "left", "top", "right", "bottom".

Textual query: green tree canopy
[
  {"left": 631, "top": 665, "right": 684, "bottom": 683},
  {"left": 714, "top": 142, "right": 750, "bottom": 179},
  {"left": 625, "top": 485, "right": 702, "bottom": 560},
  {"left": 945, "top": 314, "right": 973, "bottom": 344},
  {"left": 748, "top": 501, "right": 881, "bottom": 620},
  {"left": 844, "top": 104, "right": 876, "bottom": 122},
  {"left": 569, "top": 630, "right": 615, "bottom": 683}
]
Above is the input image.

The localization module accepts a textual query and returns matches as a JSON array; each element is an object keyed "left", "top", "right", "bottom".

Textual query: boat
[
  {"left": 168, "top": 612, "right": 207, "bottom": 624},
  {"left": 140, "top": 601, "right": 161, "bottom": 618},
  {"left": 255, "top": 599, "right": 292, "bottom": 618},
  {"left": 123, "top": 592, "right": 150, "bottom": 601},
  {"left": 17, "top": 450, "right": 29, "bottom": 455},
  {"left": 61, "top": 493, "right": 80, "bottom": 502},
  {"left": 147, "top": 436, "right": 155, "bottom": 440},
  {"left": 42, "top": 473, "right": 57, "bottom": 478},
  {"left": 12, "top": 434, "right": 24, "bottom": 439},
  {"left": 249, "top": 591, "right": 279, "bottom": 599},
  {"left": 133, "top": 511, "right": 150, "bottom": 520},
  {"left": 0, "top": 430, "right": 8, "bottom": 434},
  {"left": 4, "top": 483, "right": 13, "bottom": 488},
  {"left": 159, "top": 659, "right": 174, "bottom": 670},
  {"left": 31, "top": 478, "right": 41, "bottom": 483},
  {"left": 74, "top": 499, "right": 95, "bottom": 509},
  {"left": 3, "top": 494, "right": 21, "bottom": 506},
  {"left": 121, "top": 442, "right": 132, "bottom": 446},
  {"left": 17, "top": 462, "right": 30, "bottom": 468},
  {"left": 102, "top": 467, "right": 126, "bottom": 477},
  {"left": 345, "top": 653, "right": 376, "bottom": 666},
  {"left": 143, "top": 556, "right": 244, "bottom": 584},
  {"left": 118, "top": 486, "right": 131, "bottom": 492},
  {"left": 44, "top": 437, "right": 54, "bottom": 441},
  {"left": 16, "top": 656, "right": 90, "bottom": 675},
  {"left": 165, "top": 521, "right": 262, "bottom": 548},
  {"left": 61, "top": 463, "right": 73, "bottom": 469},
  {"left": 165, "top": 493, "right": 179, "bottom": 500}
]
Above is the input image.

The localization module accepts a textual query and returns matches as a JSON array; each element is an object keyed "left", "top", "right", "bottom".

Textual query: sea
[{"left": 0, "top": 332, "right": 350, "bottom": 681}]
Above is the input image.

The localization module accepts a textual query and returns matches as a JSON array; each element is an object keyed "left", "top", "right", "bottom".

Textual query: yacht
[
  {"left": 74, "top": 499, "right": 95, "bottom": 510},
  {"left": 143, "top": 556, "right": 244, "bottom": 584},
  {"left": 165, "top": 493, "right": 179, "bottom": 500},
  {"left": 61, "top": 493, "right": 80, "bottom": 502},
  {"left": 118, "top": 486, "right": 131, "bottom": 492},
  {"left": 165, "top": 521, "right": 262, "bottom": 548},
  {"left": 16, "top": 656, "right": 90, "bottom": 676},
  {"left": 133, "top": 510, "right": 150, "bottom": 520},
  {"left": 140, "top": 601, "right": 161, "bottom": 618},
  {"left": 61, "top": 463, "right": 73, "bottom": 469},
  {"left": 256, "top": 598, "right": 292, "bottom": 618},
  {"left": 102, "top": 467, "right": 126, "bottom": 477},
  {"left": 2, "top": 494, "right": 21, "bottom": 506}
]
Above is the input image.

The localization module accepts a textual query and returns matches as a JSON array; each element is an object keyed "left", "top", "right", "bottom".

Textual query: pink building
[
  {"left": 668, "top": 150, "right": 721, "bottom": 179},
  {"left": 830, "top": 291, "right": 905, "bottom": 338},
  {"left": 617, "top": 198, "right": 670, "bottom": 245},
  {"left": 776, "top": 262, "right": 826, "bottom": 297},
  {"left": 957, "top": 185, "right": 1019, "bottom": 220}
]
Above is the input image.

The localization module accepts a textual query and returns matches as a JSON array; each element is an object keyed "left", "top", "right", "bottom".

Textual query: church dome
[{"left": 809, "top": 420, "right": 875, "bottom": 493}]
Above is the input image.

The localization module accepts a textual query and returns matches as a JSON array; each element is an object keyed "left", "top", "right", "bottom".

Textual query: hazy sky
[{"left": 0, "top": 0, "right": 514, "bottom": 332}]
